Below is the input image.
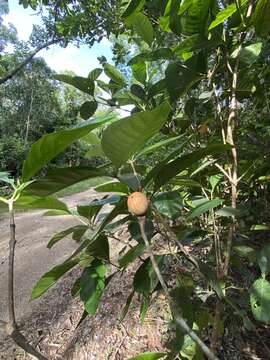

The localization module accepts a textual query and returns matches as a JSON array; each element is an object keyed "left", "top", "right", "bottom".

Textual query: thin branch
[
  {"left": 213, "top": 162, "right": 235, "bottom": 186},
  {"left": 7, "top": 200, "right": 48, "bottom": 360},
  {"left": 138, "top": 216, "right": 219, "bottom": 360},
  {"left": 0, "top": 39, "right": 61, "bottom": 85}
]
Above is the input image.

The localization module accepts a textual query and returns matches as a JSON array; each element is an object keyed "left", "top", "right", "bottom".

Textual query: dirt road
[{"left": 0, "top": 189, "right": 97, "bottom": 322}]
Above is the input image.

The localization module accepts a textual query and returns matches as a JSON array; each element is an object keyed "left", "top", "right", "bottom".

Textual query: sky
[{"left": 3, "top": 0, "right": 113, "bottom": 77}]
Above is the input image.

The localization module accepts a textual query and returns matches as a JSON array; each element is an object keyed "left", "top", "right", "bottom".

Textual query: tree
[{"left": 1, "top": 1, "right": 270, "bottom": 359}]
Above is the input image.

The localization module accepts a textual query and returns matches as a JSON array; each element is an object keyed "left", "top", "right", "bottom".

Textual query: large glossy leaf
[
  {"left": 128, "top": 13, "right": 154, "bottom": 46},
  {"left": 88, "top": 68, "right": 103, "bottom": 80},
  {"left": 95, "top": 181, "right": 129, "bottom": 195},
  {"left": 129, "top": 352, "right": 166, "bottom": 360},
  {"left": 15, "top": 195, "right": 68, "bottom": 211},
  {"left": 25, "top": 167, "right": 105, "bottom": 196},
  {"left": 32, "top": 259, "right": 78, "bottom": 299},
  {"left": 132, "top": 62, "right": 146, "bottom": 84},
  {"left": 128, "top": 48, "right": 173, "bottom": 65},
  {"left": 85, "top": 234, "right": 110, "bottom": 261},
  {"left": 187, "top": 198, "right": 223, "bottom": 220},
  {"left": 252, "top": 0, "right": 270, "bottom": 37},
  {"left": 80, "top": 260, "right": 106, "bottom": 315},
  {"left": 258, "top": 244, "right": 270, "bottom": 277},
  {"left": 103, "top": 63, "right": 126, "bottom": 87},
  {"left": 22, "top": 113, "right": 115, "bottom": 182},
  {"left": 101, "top": 102, "right": 171, "bottom": 167},
  {"left": 80, "top": 101, "right": 98, "bottom": 120},
  {"left": 119, "top": 243, "right": 145, "bottom": 269},
  {"left": 54, "top": 74, "right": 95, "bottom": 95},
  {"left": 134, "top": 256, "right": 164, "bottom": 296},
  {"left": 85, "top": 145, "right": 105, "bottom": 158},
  {"left": 208, "top": 0, "right": 248, "bottom": 30},
  {"left": 250, "top": 278, "right": 270, "bottom": 324},
  {"left": 143, "top": 139, "right": 190, "bottom": 187},
  {"left": 180, "top": 0, "right": 211, "bottom": 35},
  {"left": 47, "top": 225, "right": 88, "bottom": 249},
  {"left": 137, "top": 134, "right": 184, "bottom": 157},
  {"left": 154, "top": 144, "right": 231, "bottom": 190},
  {"left": 153, "top": 191, "right": 183, "bottom": 220},
  {"left": 165, "top": 62, "right": 202, "bottom": 101},
  {"left": 231, "top": 43, "right": 262, "bottom": 64},
  {"left": 122, "top": 0, "right": 145, "bottom": 17}
]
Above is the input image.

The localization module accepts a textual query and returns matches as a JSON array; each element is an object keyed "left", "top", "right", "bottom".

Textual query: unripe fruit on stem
[{"left": 127, "top": 192, "right": 149, "bottom": 216}]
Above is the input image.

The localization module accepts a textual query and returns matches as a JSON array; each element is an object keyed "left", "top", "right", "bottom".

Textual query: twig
[
  {"left": 138, "top": 216, "right": 219, "bottom": 360},
  {"left": 6, "top": 200, "right": 48, "bottom": 360},
  {"left": 213, "top": 162, "right": 235, "bottom": 186}
]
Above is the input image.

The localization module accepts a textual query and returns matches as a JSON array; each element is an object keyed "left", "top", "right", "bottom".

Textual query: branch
[
  {"left": 138, "top": 216, "right": 219, "bottom": 360},
  {"left": 0, "top": 39, "right": 61, "bottom": 85},
  {"left": 7, "top": 200, "right": 48, "bottom": 360}
]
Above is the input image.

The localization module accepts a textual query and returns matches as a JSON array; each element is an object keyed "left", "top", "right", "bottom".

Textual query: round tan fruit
[{"left": 127, "top": 192, "right": 149, "bottom": 216}]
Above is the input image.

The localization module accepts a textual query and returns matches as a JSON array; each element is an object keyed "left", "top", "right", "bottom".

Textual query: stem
[
  {"left": 138, "top": 216, "right": 219, "bottom": 360},
  {"left": 25, "top": 88, "right": 34, "bottom": 144},
  {"left": 7, "top": 200, "right": 48, "bottom": 360}
]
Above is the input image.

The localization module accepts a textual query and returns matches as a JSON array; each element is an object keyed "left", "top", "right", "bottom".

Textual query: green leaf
[
  {"left": 32, "top": 259, "right": 78, "bottom": 299},
  {"left": 252, "top": 0, "right": 270, "bottom": 37},
  {"left": 233, "top": 246, "right": 257, "bottom": 262},
  {"left": 80, "top": 260, "right": 106, "bottom": 315},
  {"left": 250, "top": 278, "right": 270, "bottom": 324},
  {"left": 77, "top": 203, "right": 102, "bottom": 221},
  {"left": 15, "top": 195, "right": 68, "bottom": 211},
  {"left": 0, "top": 171, "right": 14, "bottom": 187},
  {"left": 88, "top": 68, "right": 103, "bottom": 80},
  {"left": 132, "top": 62, "right": 146, "bottom": 84},
  {"left": 258, "top": 244, "right": 270, "bottom": 276},
  {"left": 122, "top": 0, "right": 145, "bottom": 17},
  {"left": 119, "top": 243, "right": 145, "bottom": 269},
  {"left": 129, "top": 352, "right": 166, "bottom": 360},
  {"left": 101, "top": 102, "right": 171, "bottom": 167},
  {"left": 139, "top": 295, "right": 150, "bottom": 323},
  {"left": 250, "top": 225, "right": 270, "bottom": 231},
  {"left": 85, "top": 234, "right": 110, "bottom": 261},
  {"left": 54, "top": 74, "right": 95, "bottom": 95},
  {"left": 25, "top": 167, "right": 105, "bottom": 196},
  {"left": 231, "top": 43, "right": 262, "bottom": 64},
  {"left": 137, "top": 134, "right": 184, "bottom": 157},
  {"left": 128, "top": 48, "right": 173, "bottom": 65},
  {"left": 134, "top": 256, "right": 164, "bottom": 296},
  {"left": 187, "top": 198, "right": 223, "bottom": 220},
  {"left": 95, "top": 181, "right": 129, "bottom": 195},
  {"left": 85, "top": 145, "right": 105, "bottom": 158},
  {"left": 103, "top": 63, "right": 126, "bottom": 87},
  {"left": 82, "top": 131, "right": 101, "bottom": 145},
  {"left": 80, "top": 101, "right": 98, "bottom": 120},
  {"left": 180, "top": 0, "right": 211, "bottom": 35},
  {"left": 165, "top": 62, "right": 202, "bottom": 101},
  {"left": 43, "top": 209, "right": 71, "bottom": 216},
  {"left": 216, "top": 206, "right": 239, "bottom": 217},
  {"left": 153, "top": 191, "right": 183, "bottom": 220},
  {"left": 47, "top": 225, "right": 88, "bottom": 249},
  {"left": 154, "top": 144, "right": 231, "bottom": 190},
  {"left": 22, "top": 113, "right": 115, "bottom": 182},
  {"left": 208, "top": 0, "right": 248, "bottom": 30},
  {"left": 128, "top": 13, "right": 154, "bottom": 46}
]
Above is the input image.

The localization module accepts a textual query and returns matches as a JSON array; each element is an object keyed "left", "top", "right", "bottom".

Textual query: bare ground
[{"left": 0, "top": 190, "right": 166, "bottom": 360}]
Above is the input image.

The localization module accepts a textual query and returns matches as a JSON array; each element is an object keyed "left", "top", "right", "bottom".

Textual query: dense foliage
[{"left": 1, "top": 1, "right": 270, "bottom": 359}]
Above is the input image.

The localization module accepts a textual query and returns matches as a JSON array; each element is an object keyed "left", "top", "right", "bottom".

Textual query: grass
[{"left": 56, "top": 176, "right": 112, "bottom": 197}]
